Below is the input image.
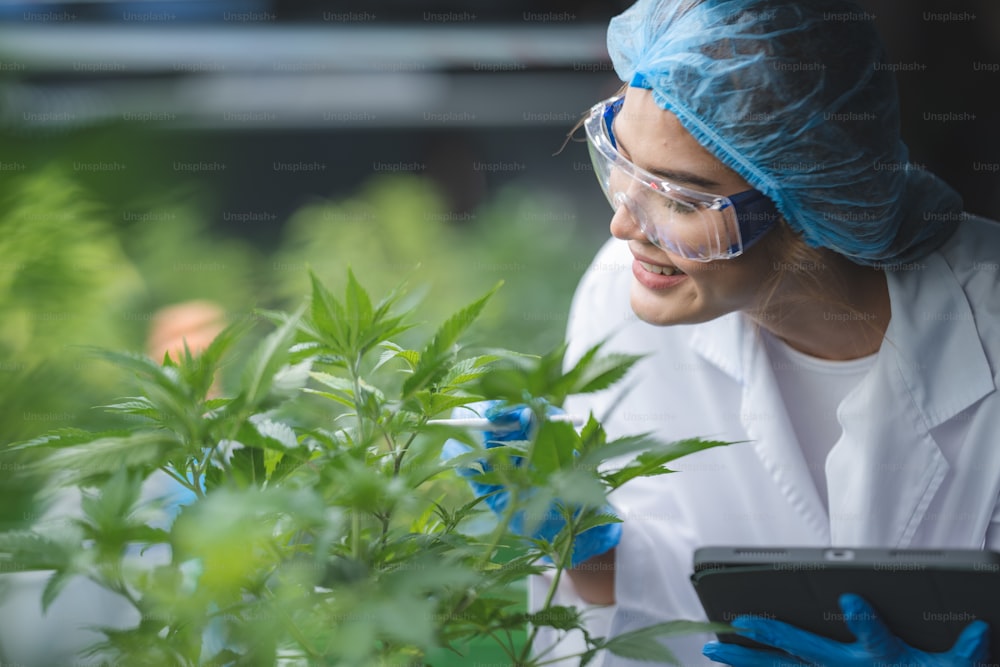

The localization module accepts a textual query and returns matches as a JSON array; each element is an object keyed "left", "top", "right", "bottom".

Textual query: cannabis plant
[{"left": 0, "top": 270, "right": 728, "bottom": 666}]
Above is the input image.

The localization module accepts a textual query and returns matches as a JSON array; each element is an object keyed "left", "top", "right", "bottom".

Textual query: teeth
[{"left": 639, "top": 261, "right": 684, "bottom": 276}]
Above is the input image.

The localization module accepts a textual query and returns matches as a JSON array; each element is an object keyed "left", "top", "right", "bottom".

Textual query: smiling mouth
[{"left": 637, "top": 260, "right": 685, "bottom": 276}]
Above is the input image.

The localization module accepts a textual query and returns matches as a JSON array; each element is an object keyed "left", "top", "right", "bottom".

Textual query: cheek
[{"left": 680, "top": 259, "right": 768, "bottom": 309}]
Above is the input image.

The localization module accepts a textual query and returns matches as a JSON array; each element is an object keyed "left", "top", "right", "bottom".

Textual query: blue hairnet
[{"left": 607, "top": 0, "right": 963, "bottom": 265}]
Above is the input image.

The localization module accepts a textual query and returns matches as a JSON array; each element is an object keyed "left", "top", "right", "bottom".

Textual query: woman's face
[{"left": 609, "top": 87, "right": 784, "bottom": 326}]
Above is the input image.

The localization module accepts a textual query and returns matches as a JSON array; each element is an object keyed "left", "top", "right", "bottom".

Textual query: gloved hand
[
  {"left": 702, "top": 593, "right": 990, "bottom": 667},
  {"left": 440, "top": 401, "right": 621, "bottom": 568}
]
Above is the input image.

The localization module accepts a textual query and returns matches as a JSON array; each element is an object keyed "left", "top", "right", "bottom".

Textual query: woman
[{"left": 522, "top": 0, "right": 1000, "bottom": 664}]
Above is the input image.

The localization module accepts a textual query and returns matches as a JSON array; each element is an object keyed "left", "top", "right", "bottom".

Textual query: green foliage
[
  {"left": 1, "top": 271, "right": 731, "bottom": 665},
  {"left": 0, "top": 167, "right": 140, "bottom": 364},
  {"left": 0, "top": 166, "right": 149, "bottom": 539},
  {"left": 270, "top": 175, "right": 602, "bottom": 355}
]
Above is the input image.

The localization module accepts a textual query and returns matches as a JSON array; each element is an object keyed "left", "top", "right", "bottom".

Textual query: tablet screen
[{"left": 691, "top": 547, "right": 1000, "bottom": 655}]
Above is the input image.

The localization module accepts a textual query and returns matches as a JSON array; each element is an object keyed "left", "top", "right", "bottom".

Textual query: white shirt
[
  {"left": 530, "top": 215, "right": 1000, "bottom": 667},
  {"left": 763, "top": 330, "right": 876, "bottom": 508}
]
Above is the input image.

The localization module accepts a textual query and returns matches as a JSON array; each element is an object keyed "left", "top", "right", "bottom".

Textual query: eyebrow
[{"left": 613, "top": 126, "right": 723, "bottom": 191}]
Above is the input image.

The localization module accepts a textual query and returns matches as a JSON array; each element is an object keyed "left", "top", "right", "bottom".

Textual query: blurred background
[{"left": 0, "top": 0, "right": 997, "bottom": 663}]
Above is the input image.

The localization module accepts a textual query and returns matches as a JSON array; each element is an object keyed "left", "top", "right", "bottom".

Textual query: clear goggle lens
[{"left": 584, "top": 95, "right": 779, "bottom": 262}]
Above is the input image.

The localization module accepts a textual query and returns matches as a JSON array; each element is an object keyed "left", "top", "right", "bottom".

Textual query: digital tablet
[{"left": 690, "top": 546, "right": 1000, "bottom": 657}]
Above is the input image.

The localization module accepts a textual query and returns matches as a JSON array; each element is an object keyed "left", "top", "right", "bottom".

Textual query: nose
[{"left": 609, "top": 194, "right": 645, "bottom": 242}]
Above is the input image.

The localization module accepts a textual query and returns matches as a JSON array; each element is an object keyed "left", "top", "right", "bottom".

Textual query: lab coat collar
[
  {"left": 692, "top": 311, "right": 832, "bottom": 540},
  {"left": 688, "top": 250, "right": 995, "bottom": 547},
  {"left": 688, "top": 310, "right": 745, "bottom": 383},
  {"left": 880, "top": 251, "right": 995, "bottom": 429}
]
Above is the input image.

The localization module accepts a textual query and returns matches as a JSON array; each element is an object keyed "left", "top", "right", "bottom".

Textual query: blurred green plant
[
  {"left": 273, "top": 174, "right": 600, "bottom": 354},
  {"left": 116, "top": 195, "right": 264, "bottom": 324},
  {"left": 0, "top": 166, "right": 148, "bottom": 541},
  {"left": 1, "top": 270, "right": 729, "bottom": 666},
  {"left": 0, "top": 165, "right": 264, "bottom": 540},
  {"left": 0, "top": 166, "right": 142, "bottom": 421}
]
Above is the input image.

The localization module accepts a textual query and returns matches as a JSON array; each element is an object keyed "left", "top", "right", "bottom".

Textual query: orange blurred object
[{"left": 147, "top": 300, "right": 227, "bottom": 364}]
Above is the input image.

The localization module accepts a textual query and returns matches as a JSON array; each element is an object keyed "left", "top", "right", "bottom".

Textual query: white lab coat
[
  {"left": 530, "top": 214, "right": 1000, "bottom": 667},
  {"left": 0, "top": 475, "right": 180, "bottom": 665}
]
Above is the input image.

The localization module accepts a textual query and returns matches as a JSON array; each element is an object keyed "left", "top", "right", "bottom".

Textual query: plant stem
[
  {"left": 194, "top": 393, "right": 255, "bottom": 494},
  {"left": 382, "top": 430, "right": 396, "bottom": 456},
  {"left": 473, "top": 484, "right": 520, "bottom": 573},
  {"left": 160, "top": 466, "right": 201, "bottom": 497},
  {"left": 534, "top": 652, "right": 595, "bottom": 667},
  {"left": 517, "top": 512, "right": 578, "bottom": 665},
  {"left": 351, "top": 509, "right": 362, "bottom": 560},
  {"left": 264, "top": 586, "right": 323, "bottom": 659},
  {"left": 102, "top": 573, "right": 141, "bottom": 611},
  {"left": 486, "top": 629, "right": 520, "bottom": 663},
  {"left": 472, "top": 410, "right": 540, "bottom": 573},
  {"left": 376, "top": 511, "right": 391, "bottom": 548},
  {"left": 350, "top": 355, "right": 369, "bottom": 445},
  {"left": 393, "top": 428, "right": 421, "bottom": 476}
]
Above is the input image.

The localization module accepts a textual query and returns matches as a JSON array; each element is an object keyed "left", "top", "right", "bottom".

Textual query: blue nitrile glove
[
  {"left": 440, "top": 400, "right": 621, "bottom": 568},
  {"left": 702, "top": 593, "right": 990, "bottom": 667}
]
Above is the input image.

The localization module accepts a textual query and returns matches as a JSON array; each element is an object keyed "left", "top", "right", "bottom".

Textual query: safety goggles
[{"left": 584, "top": 95, "right": 780, "bottom": 261}]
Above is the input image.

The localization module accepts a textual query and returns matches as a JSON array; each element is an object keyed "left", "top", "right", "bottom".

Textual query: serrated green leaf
[
  {"left": 360, "top": 314, "right": 417, "bottom": 358},
  {"left": 604, "top": 634, "right": 679, "bottom": 663},
  {"left": 309, "top": 270, "right": 349, "bottom": 351},
  {"left": 557, "top": 341, "right": 602, "bottom": 395},
  {"left": 81, "top": 468, "right": 142, "bottom": 528},
  {"left": 572, "top": 509, "right": 622, "bottom": 535},
  {"left": 302, "top": 388, "right": 355, "bottom": 409},
  {"left": 41, "top": 569, "right": 76, "bottom": 613},
  {"left": 519, "top": 487, "right": 560, "bottom": 538},
  {"left": 309, "top": 371, "right": 354, "bottom": 393},
  {"left": 597, "top": 620, "right": 730, "bottom": 665},
  {"left": 239, "top": 306, "right": 303, "bottom": 409},
  {"left": 440, "top": 354, "right": 502, "bottom": 387},
  {"left": 251, "top": 418, "right": 298, "bottom": 450},
  {"left": 344, "top": 267, "right": 374, "bottom": 338},
  {"left": 264, "top": 448, "right": 284, "bottom": 480},
  {"left": 481, "top": 553, "right": 547, "bottom": 583},
  {"left": 125, "top": 525, "right": 171, "bottom": 545},
  {"left": 580, "top": 648, "right": 600, "bottom": 667},
  {"left": 547, "top": 470, "right": 609, "bottom": 509},
  {"left": 601, "top": 439, "right": 734, "bottom": 489},
  {"left": 99, "top": 397, "right": 155, "bottom": 411},
  {"left": 574, "top": 352, "right": 644, "bottom": 395},
  {"left": 606, "top": 620, "right": 733, "bottom": 651},
  {"left": 184, "top": 315, "right": 255, "bottom": 398},
  {"left": 475, "top": 366, "right": 532, "bottom": 405},
  {"left": 87, "top": 348, "right": 190, "bottom": 406},
  {"left": 202, "top": 649, "right": 245, "bottom": 667},
  {"left": 531, "top": 421, "right": 579, "bottom": 475},
  {"left": 287, "top": 340, "right": 325, "bottom": 365},
  {"left": 355, "top": 276, "right": 419, "bottom": 354},
  {"left": 578, "top": 413, "right": 607, "bottom": 455},
  {"left": 526, "top": 605, "right": 582, "bottom": 631},
  {"left": 402, "top": 282, "right": 502, "bottom": 398},
  {"left": 356, "top": 377, "right": 385, "bottom": 402},
  {"left": 271, "top": 360, "right": 313, "bottom": 397},
  {"left": 576, "top": 434, "right": 665, "bottom": 469},
  {"left": 97, "top": 397, "right": 161, "bottom": 421},
  {"left": 415, "top": 391, "right": 483, "bottom": 419},
  {"left": 34, "top": 431, "right": 177, "bottom": 485},
  {"left": 428, "top": 492, "right": 484, "bottom": 533},
  {"left": 370, "top": 277, "right": 409, "bottom": 319},
  {"left": 528, "top": 343, "right": 571, "bottom": 398},
  {"left": 0, "top": 528, "right": 79, "bottom": 571},
  {"left": 374, "top": 344, "right": 421, "bottom": 372},
  {"left": 9, "top": 428, "right": 132, "bottom": 452}
]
